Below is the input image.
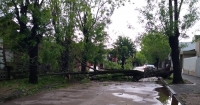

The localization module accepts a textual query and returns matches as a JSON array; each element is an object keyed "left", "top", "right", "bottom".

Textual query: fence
[{"left": 0, "top": 69, "right": 7, "bottom": 80}]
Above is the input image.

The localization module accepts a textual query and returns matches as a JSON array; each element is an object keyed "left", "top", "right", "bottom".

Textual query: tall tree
[
  {"left": 140, "top": 32, "right": 170, "bottom": 68},
  {"left": 0, "top": 0, "right": 51, "bottom": 83},
  {"left": 73, "top": 0, "right": 124, "bottom": 72},
  {"left": 86, "top": 42, "right": 106, "bottom": 71},
  {"left": 50, "top": 0, "right": 76, "bottom": 73},
  {"left": 138, "top": 0, "right": 199, "bottom": 83},
  {"left": 114, "top": 36, "right": 136, "bottom": 69}
]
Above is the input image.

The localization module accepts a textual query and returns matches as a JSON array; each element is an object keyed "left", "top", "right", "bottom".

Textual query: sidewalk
[{"left": 167, "top": 74, "right": 200, "bottom": 105}]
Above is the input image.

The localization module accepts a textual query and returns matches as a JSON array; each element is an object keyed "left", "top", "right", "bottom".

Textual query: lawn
[{"left": 164, "top": 74, "right": 192, "bottom": 84}]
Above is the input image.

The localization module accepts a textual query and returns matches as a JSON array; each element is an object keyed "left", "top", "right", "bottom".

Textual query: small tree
[
  {"left": 114, "top": 36, "right": 136, "bottom": 69},
  {"left": 73, "top": 0, "right": 130, "bottom": 72},
  {"left": 140, "top": 32, "right": 170, "bottom": 68},
  {"left": 50, "top": 0, "right": 76, "bottom": 73}
]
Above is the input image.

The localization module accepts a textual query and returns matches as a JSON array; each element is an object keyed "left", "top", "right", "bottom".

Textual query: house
[
  {"left": 0, "top": 18, "right": 19, "bottom": 69},
  {"left": 180, "top": 35, "right": 200, "bottom": 77}
]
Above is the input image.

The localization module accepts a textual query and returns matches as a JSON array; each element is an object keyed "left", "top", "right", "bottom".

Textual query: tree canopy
[
  {"left": 0, "top": 0, "right": 131, "bottom": 83},
  {"left": 138, "top": 0, "right": 200, "bottom": 83},
  {"left": 134, "top": 51, "right": 146, "bottom": 66},
  {"left": 140, "top": 32, "right": 170, "bottom": 64},
  {"left": 114, "top": 36, "right": 136, "bottom": 69}
]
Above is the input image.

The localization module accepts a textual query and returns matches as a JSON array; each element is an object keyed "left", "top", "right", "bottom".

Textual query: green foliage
[
  {"left": 138, "top": 0, "right": 200, "bottom": 38},
  {"left": 114, "top": 36, "right": 136, "bottom": 60},
  {"left": 138, "top": 0, "right": 199, "bottom": 83},
  {"left": 0, "top": 0, "right": 133, "bottom": 79},
  {"left": 134, "top": 52, "right": 146, "bottom": 65},
  {"left": 81, "top": 78, "right": 90, "bottom": 84},
  {"left": 71, "top": 0, "right": 131, "bottom": 71},
  {"left": 124, "top": 57, "right": 134, "bottom": 70},
  {"left": 99, "top": 74, "right": 112, "bottom": 82},
  {"left": 97, "top": 73, "right": 132, "bottom": 82},
  {"left": 114, "top": 36, "right": 136, "bottom": 68},
  {"left": 140, "top": 32, "right": 170, "bottom": 63},
  {"left": 0, "top": 76, "right": 69, "bottom": 96},
  {"left": 103, "top": 83, "right": 108, "bottom": 86},
  {"left": 103, "top": 60, "right": 121, "bottom": 69},
  {"left": 38, "top": 38, "right": 64, "bottom": 70},
  {"left": 87, "top": 43, "right": 106, "bottom": 64}
]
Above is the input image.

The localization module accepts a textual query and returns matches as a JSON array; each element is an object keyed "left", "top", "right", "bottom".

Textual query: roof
[{"left": 179, "top": 42, "right": 195, "bottom": 52}]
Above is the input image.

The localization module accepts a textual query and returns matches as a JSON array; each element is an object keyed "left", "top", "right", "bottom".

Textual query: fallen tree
[{"left": 144, "top": 65, "right": 173, "bottom": 79}]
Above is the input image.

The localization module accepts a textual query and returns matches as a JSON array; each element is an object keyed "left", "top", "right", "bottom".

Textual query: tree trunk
[
  {"left": 28, "top": 13, "right": 40, "bottom": 84},
  {"left": 61, "top": 40, "right": 70, "bottom": 73},
  {"left": 81, "top": 13, "right": 89, "bottom": 72},
  {"left": 154, "top": 58, "right": 159, "bottom": 69},
  {"left": 94, "top": 58, "right": 97, "bottom": 72},
  {"left": 169, "top": 36, "right": 183, "bottom": 84},
  {"left": 169, "top": 0, "right": 184, "bottom": 84},
  {"left": 167, "top": 0, "right": 184, "bottom": 84},
  {"left": 28, "top": 44, "right": 38, "bottom": 84},
  {"left": 81, "top": 57, "right": 87, "bottom": 72},
  {"left": 121, "top": 57, "right": 125, "bottom": 69}
]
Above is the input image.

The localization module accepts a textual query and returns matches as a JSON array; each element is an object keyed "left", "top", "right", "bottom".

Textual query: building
[{"left": 181, "top": 35, "right": 200, "bottom": 77}]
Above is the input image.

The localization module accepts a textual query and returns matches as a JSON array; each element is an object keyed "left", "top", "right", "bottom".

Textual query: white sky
[{"left": 106, "top": 1, "right": 200, "bottom": 49}]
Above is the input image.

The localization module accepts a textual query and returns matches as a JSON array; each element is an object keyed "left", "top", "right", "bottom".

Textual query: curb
[{"left": 158, "top": 77, "right": 185, "bottom": 105}]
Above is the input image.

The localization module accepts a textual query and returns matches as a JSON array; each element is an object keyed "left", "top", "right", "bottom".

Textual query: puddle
[
  {"left": 139, "top": 77, "right": 158, "bottom": 82},
  {"left": 139, "top": 77, "right": 182, "bottom": 105},
  {"left": 109, "top": 78, "right": 182, "bottom": 105},
  {"left": 113, "top": 93, "right": 143, "bottom": 102},
  {"left": 155, "top": 86, "right": 182, "bottom": 105}
]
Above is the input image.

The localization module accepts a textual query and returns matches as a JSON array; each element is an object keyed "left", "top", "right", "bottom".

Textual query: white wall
[
  {"left": 183, "top": 56, "right": 197, "bottom": 73},
  {"left": 196, "top": 58, "right": 200, "bottom": 77}
]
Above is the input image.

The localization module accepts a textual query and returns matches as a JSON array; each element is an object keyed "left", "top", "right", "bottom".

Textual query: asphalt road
[{"left": 3, "top": 81, "right": 164, "bottom": 105}]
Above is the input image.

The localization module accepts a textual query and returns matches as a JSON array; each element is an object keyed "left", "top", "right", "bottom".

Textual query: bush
[
  {"left": 103, "top": 60, "right": 121, "bottom": 69},
  {"left": 124, "top": 63, "right": 134, "bottom": 70},
  {"left": 124, "top": 57, "right": 134, "bottom": 70}
]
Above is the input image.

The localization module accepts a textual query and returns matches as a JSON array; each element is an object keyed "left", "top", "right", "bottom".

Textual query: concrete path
[{"left": 167, "top": 74, "right": 200, "bottom": 105}]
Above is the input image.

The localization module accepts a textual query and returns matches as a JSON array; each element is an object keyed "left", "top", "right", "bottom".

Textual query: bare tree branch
[
  {"left": 89, "top": 0, "right": 108, "bottom": 31},
  {"left": 40, "top": 0, "right": 44, "bottom": 6},
  {"left": 26, "top": 0, "right": 30, "bottom": 5},
  {"left": 178, "top": 0, "right": 184, "bottom": 18},
  {"left": 12, "top": 0, "right": 20, "bottom": 22},
  {"left": 169, "top": 0, "right": 173, "bottom": 36},
  {"left": 74, "top": 4, "right": 84, "bottom": 29}
]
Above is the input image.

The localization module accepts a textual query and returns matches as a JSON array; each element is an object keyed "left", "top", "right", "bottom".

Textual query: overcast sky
[{"left": 106, "top": 1, "right": 200, "bottom": 49}]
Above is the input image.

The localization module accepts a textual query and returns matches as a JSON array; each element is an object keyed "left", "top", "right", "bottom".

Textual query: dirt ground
[
  {"left": 2, "top": 81, "right": 165, "bottom": 105},
  {"left": 178, "top": 94, "right": 200, "bottom": 105}
]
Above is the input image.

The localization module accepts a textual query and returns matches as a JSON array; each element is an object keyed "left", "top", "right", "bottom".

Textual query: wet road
[{"left": 3, "top": 81, "right": 166, "bottom": 105}]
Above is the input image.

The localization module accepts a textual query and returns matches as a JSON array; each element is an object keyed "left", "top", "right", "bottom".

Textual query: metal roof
[{"left": 179, "top": 42, "right": 195, "bottom": 52}]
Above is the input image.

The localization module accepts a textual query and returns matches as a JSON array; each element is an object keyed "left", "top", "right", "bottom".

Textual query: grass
[
  {"left": 164, "top": 75, "right": 173, "bottom": 84},
  {"left": 164, "top": 74, "right": 192, "bottom": 84},
  {"left": 95, "top": 73, "right": 132, "bottom": 82},
  {"left": 81, "top": 78, "right": 90, "bottom": 84},
  {"left": 0, "top": 75, "right": 71, "bottom": 96},
  {"left": 103, "top": 83, "right": 108, "bottom": 86}
]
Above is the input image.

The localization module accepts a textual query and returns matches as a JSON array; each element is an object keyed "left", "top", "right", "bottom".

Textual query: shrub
[{"left": 103, "top": 60, "right": 121, "bottom": 69}]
